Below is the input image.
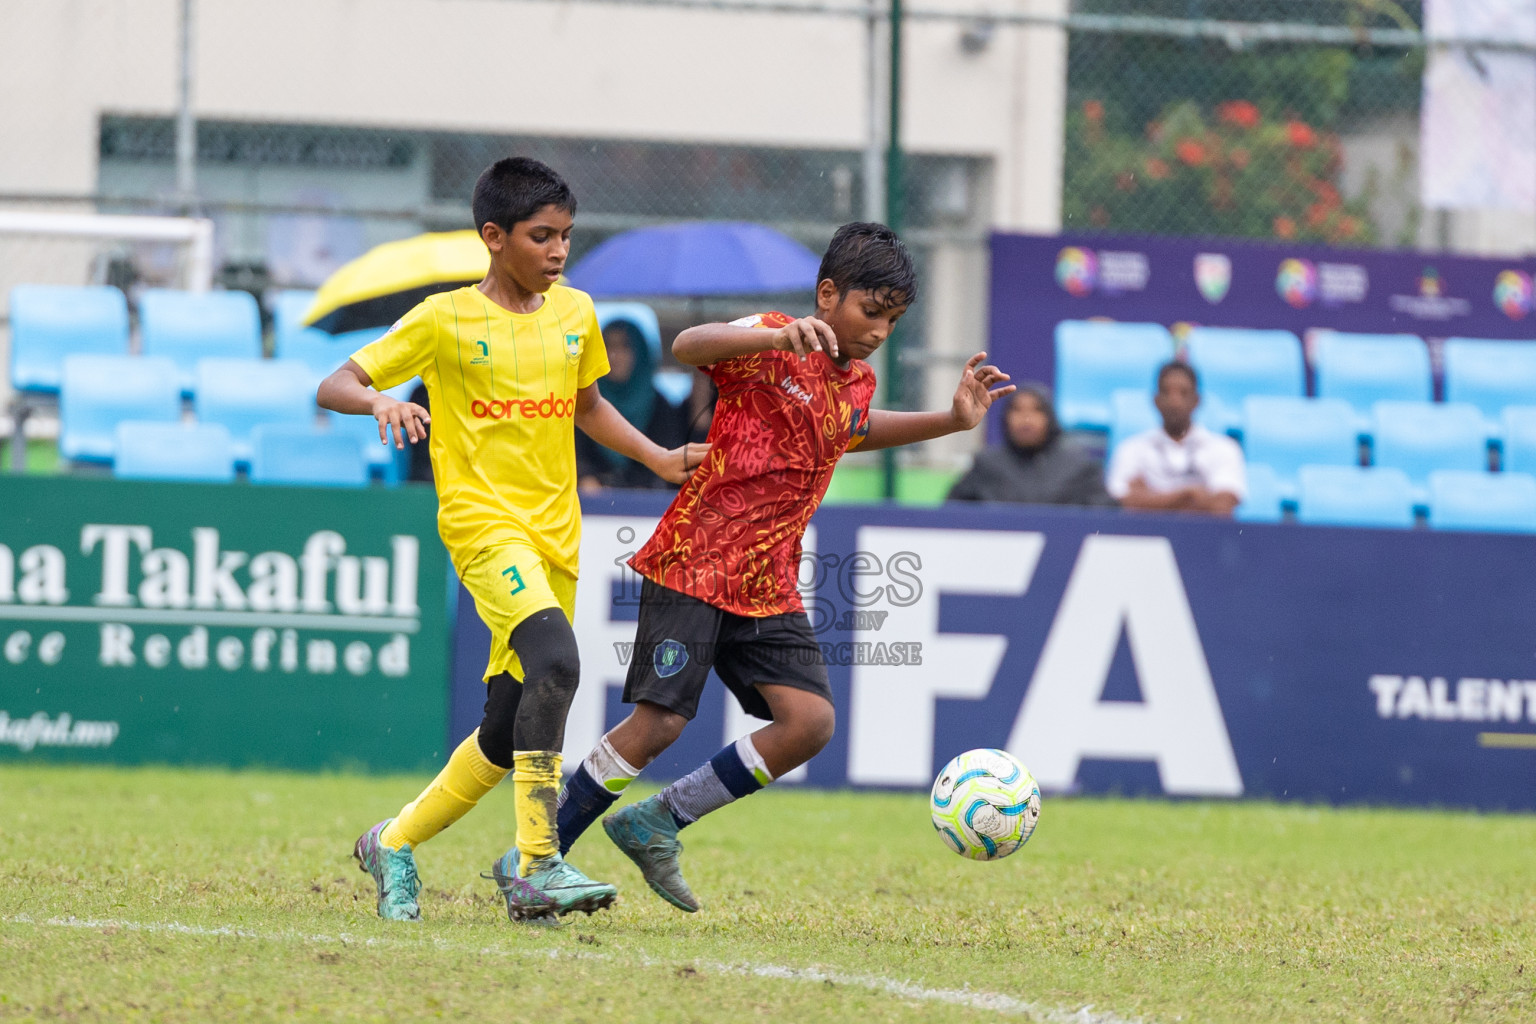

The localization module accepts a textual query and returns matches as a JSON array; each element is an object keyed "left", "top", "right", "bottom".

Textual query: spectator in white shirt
[{"left": 1106, "top": 361, "right": 1246, "bottom": 516}]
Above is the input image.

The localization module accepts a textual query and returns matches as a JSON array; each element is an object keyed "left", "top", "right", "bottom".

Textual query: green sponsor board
[{"left": 0, "top": 477, "right": 450, "bottom": 771}]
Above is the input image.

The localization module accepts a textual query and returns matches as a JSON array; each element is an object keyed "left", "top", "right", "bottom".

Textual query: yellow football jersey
[{"left": 350, "top": 284, "right": 610, "bottom": 576}]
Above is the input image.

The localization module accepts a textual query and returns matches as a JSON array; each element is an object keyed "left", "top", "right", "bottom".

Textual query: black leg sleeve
[
  {"left": 476, "top": 672, "right": 523, "bottom": 769},
  {"left": 508, "top": 609, "right": 582, "bottom": 752}
]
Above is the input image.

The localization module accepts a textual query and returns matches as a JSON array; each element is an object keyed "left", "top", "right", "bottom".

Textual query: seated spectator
[
  {"left": 576, "top": 317, "right": 689, "bottom": 492},
  {"left": 1106, "top": 361, "right": 1246, "bottom": 516},
  {"left": 947, "top": 385, "right": 1114, "bottom": 507}
]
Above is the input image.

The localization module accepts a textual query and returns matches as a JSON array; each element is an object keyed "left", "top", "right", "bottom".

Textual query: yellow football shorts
[{"left": 461, "top": 541, "right": 576, "bottom": 683}]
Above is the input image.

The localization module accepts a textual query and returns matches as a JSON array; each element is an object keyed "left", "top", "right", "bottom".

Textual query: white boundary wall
[{"left": 0, "top": 0, "right": 1067, "bottom": 233}]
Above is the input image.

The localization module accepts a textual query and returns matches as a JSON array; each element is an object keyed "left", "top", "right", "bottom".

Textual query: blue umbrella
[{"left": 566, "top": 221, "right": 820, "bottom": 297}]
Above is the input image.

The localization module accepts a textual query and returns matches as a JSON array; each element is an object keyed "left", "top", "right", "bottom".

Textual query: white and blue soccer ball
[{"left": 930, "top": 748, "right": 1041, "bottom": 861}]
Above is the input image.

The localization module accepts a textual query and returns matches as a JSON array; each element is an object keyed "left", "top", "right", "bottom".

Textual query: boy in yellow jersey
[{"left": 318, "top": 158, "right": 704, "bottom": 924}]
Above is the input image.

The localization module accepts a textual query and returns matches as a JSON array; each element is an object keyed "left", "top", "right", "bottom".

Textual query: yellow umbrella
[{"left": 303, "top": 230, "right": 489, "bottom": 334}]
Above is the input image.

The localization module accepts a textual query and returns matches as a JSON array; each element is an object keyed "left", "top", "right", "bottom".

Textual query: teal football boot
[
  {"left": 487, "top": 849, "right": 615, "bottom": 922},
  {"left": 353, "top": 819, "right": 422, "bottom": 922},
  {"left": 602, "top": 795, "right": 699, "bottom": 912}
]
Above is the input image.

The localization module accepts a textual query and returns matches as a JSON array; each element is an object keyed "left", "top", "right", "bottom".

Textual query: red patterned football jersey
[{"left": 629, "top": 312, "right": 877, "bottom": 616}]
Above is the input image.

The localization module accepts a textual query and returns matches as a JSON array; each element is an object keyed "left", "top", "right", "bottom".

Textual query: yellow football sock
[
  {"left": 381, "top": 729, "right": 509, "bottom": 850},
  {"left": 513, "top": 750, "right": 563, "bottom": 872}
]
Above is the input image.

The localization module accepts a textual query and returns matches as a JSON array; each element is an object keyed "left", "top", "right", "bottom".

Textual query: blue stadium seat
[
  {"left": 324, "top": 407, "right": 414, "bottom": 484},
  {"left": 1442, "top": 338, "right": 1536, "bottom": 438},
  {"left": 194, "top": 358, "right": 318, "bottom": 463},
  {"left": 1296, "top": 465, "right": 1415, "bottom": 529},
  {"left": 1184, "top": 327, "right": 1304, "bottom": 437},
  {"left": 280, "top": 326, "right": 393, "bottom": 385},
  {"left": 270, "top": 290, "right": 352, "bottom": 380},
  {"left": 139, "top": 289, "right": 262, "bottom": 393},
  {"left": 113, "top": 421, "right": 236, "bottom": 482},
  {"left": 652, "top": 370, "right": 693, "bottom": 407},
  {"left": 1054, "top": 320, "right": 1173, "bottom": 431},
  {"left": 1427, "top": 470, "right": 1536, "bottom": 534},
  {"left": 1313, "top": 332, "right": 1431, "bottom": 426},
  {"left": 270, "top": 289, "right": 317, "bottom": 347},
  {"left": 1108, "top": 388, "right": 1159, "bottom": 453},
  {"left": 1235, "top": 462, "right": 1285, "bottom": 523},
  {"left": 59, "top": 355, "right": 181, "bottom": 462},
  {"left": 1500, "top": 406, "right": 1536, "bottom": 476},
  {"left": 279, "top": 331, "right": 358, "bottom": 382},
  {"left": 249, "top": 424, "right": 369, "bottom": 487},
  {"left": 9, "top": 284, "right": 130, "bottom": 393},
  {"left": 1370, "top": 401, "right": 1488, "bottom": 494},
  {"left": 1240, "top": 396, "right": 1359, "bottom": 495}
]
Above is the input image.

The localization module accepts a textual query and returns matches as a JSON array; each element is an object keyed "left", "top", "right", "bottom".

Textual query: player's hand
[
  {"left": 369, "top": 395, "right": 431, "bottom": 449},
  {"left": 950, "top": 352, "right": 1014, "bottom": 430},
  {"left": 651, "top": 442, "right": 712, "bottom": 485},
  {"left": 770, "top": 317, "right": 839, "bottom": 361}
]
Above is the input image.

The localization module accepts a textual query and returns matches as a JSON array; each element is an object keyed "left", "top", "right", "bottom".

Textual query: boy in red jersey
[{"left": 553, "top": 222, "right": 1014, "bottom": 911}]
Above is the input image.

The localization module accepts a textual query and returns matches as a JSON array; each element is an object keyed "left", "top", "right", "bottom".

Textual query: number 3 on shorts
[{"left": 501, "top": 564, "right": 526, "bottom": 596}]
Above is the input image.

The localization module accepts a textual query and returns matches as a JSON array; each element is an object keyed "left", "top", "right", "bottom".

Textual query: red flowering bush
[
  {"left": 1286, "top": 121, "right": 1318, "bottom": 149},
  {"left": 1216, "top": 100, "right": 1260, "bottom": 129},
  {"left": 1064, "top": 98, "right": 1374, "bottom": 245}
]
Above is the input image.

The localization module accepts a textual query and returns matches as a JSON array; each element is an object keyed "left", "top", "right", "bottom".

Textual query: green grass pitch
[{"left": 2, "top": 764, "right": 1534, "bottom": 1023}]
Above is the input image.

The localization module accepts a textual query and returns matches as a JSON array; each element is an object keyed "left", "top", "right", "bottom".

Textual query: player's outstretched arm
[
  {"left": 317, "top": 360, "right": 431, "bottom": 450},
  {"left": 859, "top": 353, "right": 1014, "bottom": 451},
  {"left": 673, "top": 317, "right": 839, "bottom": 366},
  {"left": 573, "top": 382, "right": 709, "bottom": 485}
]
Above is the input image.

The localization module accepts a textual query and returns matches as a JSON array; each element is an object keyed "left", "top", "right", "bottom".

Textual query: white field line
[{"left": 3, "top": 913, "right": 1143, "bottom": 1024}]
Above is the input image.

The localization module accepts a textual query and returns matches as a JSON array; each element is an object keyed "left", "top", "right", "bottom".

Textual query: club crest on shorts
[{"left": 654, "top": 639, "right": 689, "bottom": 678}]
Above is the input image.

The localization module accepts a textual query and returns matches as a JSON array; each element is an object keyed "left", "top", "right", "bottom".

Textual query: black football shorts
[{"left": 622, "top": 577, "right": 832, "bottom": 721}]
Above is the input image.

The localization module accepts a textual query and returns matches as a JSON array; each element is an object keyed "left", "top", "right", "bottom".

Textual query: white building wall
[{"left": 0, "top": 0, "right": 1065, "bottom": 235}]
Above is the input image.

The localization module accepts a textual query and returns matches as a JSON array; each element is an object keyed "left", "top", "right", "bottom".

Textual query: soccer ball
[{"left": 930, "top": 748, "right": 1041, "bottom": 861}]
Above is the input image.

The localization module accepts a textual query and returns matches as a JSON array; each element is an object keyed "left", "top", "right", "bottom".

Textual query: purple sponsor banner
[
  {"left": 989, "top": 231, "right": 1536, "bottom": 391},
  {"left": 450, "top": 493, "right": 1536, "bottom": 811}
]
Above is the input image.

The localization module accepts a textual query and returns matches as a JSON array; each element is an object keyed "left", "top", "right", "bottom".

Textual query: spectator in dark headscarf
[
  {"left": 576, "top": 313, "right": 689, "bottom": 492},
  {"left": 946, "top": 384, "right": 1115, "bottom": 507}
]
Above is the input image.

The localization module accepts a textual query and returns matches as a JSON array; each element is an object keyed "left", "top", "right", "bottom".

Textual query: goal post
[{"left": 0, "top": 210, "right": 216, "bottom": 296}]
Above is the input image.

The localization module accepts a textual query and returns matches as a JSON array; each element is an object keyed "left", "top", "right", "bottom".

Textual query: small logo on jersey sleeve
[
  {"left": 850, "top": 407, "right": 869, "bottom": 440},
  {"left": 654, "top": 639, "right": 689, "bottom": 678},
  {"left": 565, "top": 331, "right": 582, "bottom": 360},
  {"left": 728, "top": 314, "right": 765, "bottom": 329}
]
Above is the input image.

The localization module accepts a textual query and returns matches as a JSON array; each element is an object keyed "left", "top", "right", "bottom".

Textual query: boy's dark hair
[
  {"left": 1157, "top": 360, "right": 1199, "bottom": 391},
  {"left": 472, "top": 157, "right": 576, "bottom": 234},
  {"left": 817, "top": 222, "right": 918, "bottom": 307}
]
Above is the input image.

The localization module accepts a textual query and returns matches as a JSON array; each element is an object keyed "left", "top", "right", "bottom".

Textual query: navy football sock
[
  {"left": 556, "top": 736, "right": 640, "bottom": 854},
  {"left": 658, "top": 736, "right": 772, "bottom": 829},
  {"left": 556, "top": 765, "right": 614, "bottom": 855}
]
